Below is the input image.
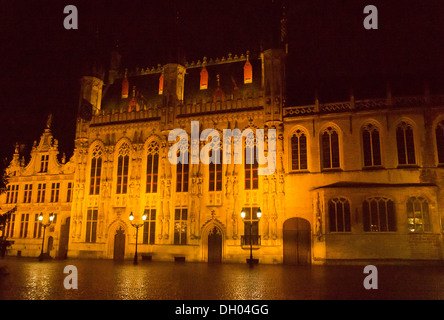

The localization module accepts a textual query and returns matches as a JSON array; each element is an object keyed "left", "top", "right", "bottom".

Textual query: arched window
[
  {"left": 116, "top": 143, "right": 130, "bottom": 194},
  {"left": 245, "top": 136, "right": 258, "bottom": 190},
  {"left": 396, "top": 121, "right": 416, "bottom": 165},
  {"left": 363, "top": 197, "right": 396, "bottom": 232},
  {"left": 321, "top": 127, "right": 340, "bottom": 169},
  {"left": 176, "top": 150, "right": 189, "bottom": 193},
  {"left": 158, "top": 73, "right": 164, "bottom": 95},
  {"left": 90, "top": 145, "right": 103, "bottom": 195},
  {"left": 143, "top": 209, "right": 156, "bottom": 245},
  {"left": 244, "top": 60, "right": 253, "bottom": 84},
  {"left": 435, "top": 120, "right": 444, "bottom": 164},
  {"left": 362, "top": 124, "right": 381, "bottom": 167},
  {"left": 407, "top": 197, "right": 431, "bottom": 232},
  {"left": 328, "top": 198, "right": 351, "bottom": 232},
  {"left": 200, "top": 67, "right": 208, "bottom": 90},
  {"left": 291, "top": 129, "right": 308, "bottom": 171},
  {"left": 146, "top": 141, "right": 159, "bottom": 193}
]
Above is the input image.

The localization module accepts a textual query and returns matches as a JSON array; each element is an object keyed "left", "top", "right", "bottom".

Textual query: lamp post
[
  {"left": 38, "top": 213, "right": 54, "bottom": 261},
  {"left": 129, "top": 211, "right": 147, "bottom": 265},
  {"left": 241, "top": 208, "right": 261, "bottom": 267}
]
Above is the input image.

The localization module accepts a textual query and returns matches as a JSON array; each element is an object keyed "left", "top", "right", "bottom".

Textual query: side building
[{"left": 1, "top": 122, "right": 75, "bottom": 258}]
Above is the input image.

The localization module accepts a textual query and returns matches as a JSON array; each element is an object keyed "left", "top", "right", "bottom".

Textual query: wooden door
[
  {"left": 113, "top": 228, "right": 125, "bottom": 261},
  {"left": 283, "top": 218, "right": 311, "bottom": 265},
  {"left": 208, "top": 226, "right": 222, "bottom": 263}
]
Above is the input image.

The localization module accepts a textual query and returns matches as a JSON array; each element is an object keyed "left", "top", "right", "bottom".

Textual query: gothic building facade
[{"left": 2, "top": 47, "right": 444, "bottom": 264}]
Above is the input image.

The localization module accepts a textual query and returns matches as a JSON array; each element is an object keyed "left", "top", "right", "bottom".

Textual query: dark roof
[
  {"left": 183, "top": 58, "right": 262, "bottom": 102},
  {"left": 101, "top": 57, "right": 263, "bottom": 111},
  {"left": 102, "top": 73, "right": 163, "bottom": 111}
]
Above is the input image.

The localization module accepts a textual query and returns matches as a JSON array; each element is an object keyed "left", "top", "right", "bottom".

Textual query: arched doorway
[
  {"left": 207, "top": 226, "right": 222, "bottom": 263},
  {"left": 283, "top": 218, "right": 311, "bottom": 265},
  {"left": 113, "top": 227, "right": 125, "bottom": 261}
]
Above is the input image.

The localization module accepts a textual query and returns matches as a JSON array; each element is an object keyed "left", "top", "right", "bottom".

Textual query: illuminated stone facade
[{"left": 2, "top": 48, "right": 444, "bottom": 264}]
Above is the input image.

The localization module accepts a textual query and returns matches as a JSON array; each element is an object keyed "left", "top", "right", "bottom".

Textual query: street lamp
[
  {"left": 38, "top": 213, "right": 54, "bottom": 261},
  {"left": 129, "top": 211, "right": 147, "bottom": 265},
  {"left": 241, "top": 208, "right": 261, "bottom": 267}
]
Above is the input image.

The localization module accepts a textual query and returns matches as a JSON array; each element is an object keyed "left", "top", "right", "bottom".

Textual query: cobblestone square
[{"left": 1, "top": 258, "right": 444, "bottom": 300}]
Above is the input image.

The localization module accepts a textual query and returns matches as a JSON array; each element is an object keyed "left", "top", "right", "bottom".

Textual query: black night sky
[{"left": 1, "top": 0, "right": 443, "bottom": 172}]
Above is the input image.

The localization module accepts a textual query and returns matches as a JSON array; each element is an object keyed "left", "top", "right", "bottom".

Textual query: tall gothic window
[
  {"left": 435, "top": 120, "right": 444, "bottom": 165},
  {"left": 85, "top": 209, "right": 98, "bottom": 243},
  {"left": 328, "top": 198, "right": 351, "bottom": 232},
  {"left": 174, "top": 208, "right": 187, "bottom": 245},
  {"left": 143, "top": 209, "right": 156, "bottom": 245},
  {"left": 90, "top": 145, "right": 103, "bottom": 195},
  {"left": 116, "top": 143, "right": 130, "bottom": 194},
  {"left": 146, "top": 142, "right": 159, "bottom": 193},
  {"left": 209, "top": 149, "right": 223, "bottom": 192},
  {"left": 396, "top": 121, "right": 416, "bottom": 165},
  {"left": 363, "top": 198, "right": 396, "bottom": 232},
  {"left": 407, "top": 197, "right": 430, "bottom": 233},
  {"left": 208, "top": 135, "right": 222, "bottom": 192},
  {"left": 176, "top": 150, "right": 189, "bottom": 193},
  {"left": 321, "top": 127, "right": 340, "bottom": 169},
  {"left": 245, "top": 138, "right": 258, "bottom": 190},
  {"left": 291, "top": 129, "right": 308, "bottom": 171},
  {"left": 362, "top": 124, "right": 382, "bottom": 167}
]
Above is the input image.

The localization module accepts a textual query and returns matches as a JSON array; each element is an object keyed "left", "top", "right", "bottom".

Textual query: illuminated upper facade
[{"left": 2, "top": 47, "right": 444, "bottom": 264}]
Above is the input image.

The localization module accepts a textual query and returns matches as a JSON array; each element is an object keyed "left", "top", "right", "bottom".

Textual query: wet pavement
[{"left": 0, "top": 257, "right": 444, "bottom": 300}]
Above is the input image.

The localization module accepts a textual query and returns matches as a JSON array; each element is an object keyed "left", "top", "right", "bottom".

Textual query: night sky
[{"left": 1, "top": 0, "right": 443, "bottom": 171}]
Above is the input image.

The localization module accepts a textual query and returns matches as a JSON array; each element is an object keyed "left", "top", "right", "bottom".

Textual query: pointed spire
[
  {"left": 46, "top": 114, "right": 53, "bottom": 130},
  {"left": 280, "top": 0, "right": 289, "bottom": 54}
]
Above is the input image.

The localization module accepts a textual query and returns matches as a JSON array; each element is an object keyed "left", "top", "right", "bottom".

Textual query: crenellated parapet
[{"left": 284, "top": 94, "right": 444, "bottom": 118}]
